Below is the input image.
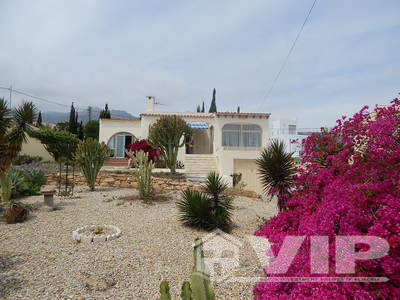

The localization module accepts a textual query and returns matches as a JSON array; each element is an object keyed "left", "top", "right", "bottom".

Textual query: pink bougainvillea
[
  {"left": 128, "top": 139, "right": 159, "bottom": 161},
  {"left": 254, "top": 99, "right": 400, "bottom": 299}
]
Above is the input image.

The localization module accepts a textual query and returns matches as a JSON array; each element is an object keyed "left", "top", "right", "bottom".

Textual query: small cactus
[{"left": 159, "top": 238, "right": 215, "bottom": 300}]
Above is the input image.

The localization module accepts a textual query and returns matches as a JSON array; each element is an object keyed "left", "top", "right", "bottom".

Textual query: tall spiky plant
[
  {"left": 74, "top": 138, "right": 111, "bottom": 191},
  {"left": 127, "top": 150, "right": 154, "bottom": 201},
  {"left": 0, "top": 98, "right": 37, "bottom": 201},
  {"left": 256, "top": 139, "right": 295, "bottom": 211},
  {"left": 177, "top": 172, "right": 233, "bottom": 231}
]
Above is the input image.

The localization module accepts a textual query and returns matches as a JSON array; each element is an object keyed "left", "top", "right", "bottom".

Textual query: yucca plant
[
  {"left": 0, "top": 98, "right": 37, "bottom": 202},
  {"left": 74, "top": 138, "right": 111, "bottom": 191},
  {"left": 177, "top": 172, "right": 233, "bottom": 231},
  {"left": 256, "top": 139, "right": 295, "bottom": 211}
]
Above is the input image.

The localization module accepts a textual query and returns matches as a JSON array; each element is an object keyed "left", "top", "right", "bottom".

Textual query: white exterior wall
[
  {"left": 214, "top": 116, "right": 269, "bottom": 185},
  {"left": 20, "top": 136, "right": 54, "bottom": 162},
  {"left": 99, "top": 119, "right": 142, "bottom": 144}
]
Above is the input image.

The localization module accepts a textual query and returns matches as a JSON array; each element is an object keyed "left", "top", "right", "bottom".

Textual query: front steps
[{"left": 185, "top": 154, "right": 218, "bottom": 181}]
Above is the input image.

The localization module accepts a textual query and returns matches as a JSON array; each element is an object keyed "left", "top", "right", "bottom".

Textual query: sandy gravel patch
[{"left": 0, "top": 186, "right": 277, "bottom": 299}]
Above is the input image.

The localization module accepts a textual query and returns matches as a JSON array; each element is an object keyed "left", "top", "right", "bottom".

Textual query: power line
[
  {"left": 265, "top": 0, "right": 317, "bottom": 100},
  {"left": 0, "top": 86, "right": 136, "bottom": 119}
]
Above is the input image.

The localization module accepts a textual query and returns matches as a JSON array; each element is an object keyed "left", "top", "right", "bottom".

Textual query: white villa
[{"left": 99, "top": 96, "right": 271, "bottom": 192}]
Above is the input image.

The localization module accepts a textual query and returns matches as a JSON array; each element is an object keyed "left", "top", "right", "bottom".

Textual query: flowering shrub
[
  {"left": 128, "top": 139, "right": 158, "bottom": 161},
  {"left": 254, "top": 99, "right": 400, "bottom": 299}
]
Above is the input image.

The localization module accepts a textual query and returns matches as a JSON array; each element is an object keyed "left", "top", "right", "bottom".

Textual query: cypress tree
[
  {"left": 99, "top": 103, "right": 111, "bottom": 119},
  {"left": 37, "top": 111, "right": 43, "bottom": 127},
  {"left": 68, "top": 102, "right": 77, "bottom": 134},
  {"left": 209, "top": 88, "right": 217, "bottom": 113},
  {"left": 77, "top": 121, "right": 84, "bottom": 140},
  {"left": 201, "top": 101, "right": 205, "bottom": 113},
  {"left": 196, "top": 105, "right": 201, "bottom": 112}
]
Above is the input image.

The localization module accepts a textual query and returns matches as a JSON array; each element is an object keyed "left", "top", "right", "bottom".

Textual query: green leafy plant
[
  {"left": 127, "top": 150, "right": 154, "bottom": 201},
  {"left": 30, "top": 128, "right": 79, "bottom": 161},
  {"left": 256, "top": 139, "right": 295, "bottom": 211},
  {"left": 21, "top": 169, "right": 46, "bottom": 195},
  {"left": 74, "top": 138, "right": 111, "bottom": 191},
  {"left": 177, "top": 172, "right": 233, "bottom": 231},
  {"left": 83, "top": 120, "right": 99, "bottom": 140},
  {"left": 160, "top": 238, "right": 215, "bottom": 300},
  {"left": 148, "top": 116, "right": 192, "bottom": 174}
]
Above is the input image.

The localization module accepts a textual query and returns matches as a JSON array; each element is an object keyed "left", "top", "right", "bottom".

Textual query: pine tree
[
  {"left": 68, "top": 102, "right": 77, "bottom": 134},
  {"left": 237, "top": 106, "right": 240, "bottom": 113},
  {"left": 99, "top": 103, "right": 111, "bottom": 119},
  {"left": 36, "top": 111, "right": 43, "bottom": 127},
  {"left": 209, "top": 88, "right": 217, "bottom": 113},
  {"left": 201, "top": 101, "right": 205, "bottom": 113},
  {"left": 196, "top": 105, "right": 201, "bottom": 112}
]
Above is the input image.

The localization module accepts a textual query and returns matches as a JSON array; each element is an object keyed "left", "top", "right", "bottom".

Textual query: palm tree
[
  {"left": 177, "top": 172, "right": 233, "bottom": 231},
  {"left": 256, "top": 139, "right": 295, "bottom": 211},
  {"left": 0, "top": 98, "right": 37, "bottom": 200}
]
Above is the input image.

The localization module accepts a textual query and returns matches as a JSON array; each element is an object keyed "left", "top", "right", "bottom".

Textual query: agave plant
[
  {"left": 0, "top": 98, "right": 37, "bottom": 202},
  {"left": 177, "top": 172, "right": 233, "bottom": 231},
  {"left": 256, "top": 139, "right": 295, "bottom": 211}
]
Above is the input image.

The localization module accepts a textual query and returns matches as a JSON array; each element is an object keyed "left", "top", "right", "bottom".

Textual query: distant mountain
[{"left": 42, "top": 108, "right": 139, "bottom": 124}]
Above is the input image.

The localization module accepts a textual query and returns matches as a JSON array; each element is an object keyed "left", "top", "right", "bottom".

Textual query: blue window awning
[{"left": 188, "top": 122, "right": 209, "bottom": 129}]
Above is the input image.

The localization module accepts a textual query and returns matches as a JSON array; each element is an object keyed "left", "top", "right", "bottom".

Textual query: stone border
[{"left": 72, "top": 225, "right": 122, "bottom": 243}]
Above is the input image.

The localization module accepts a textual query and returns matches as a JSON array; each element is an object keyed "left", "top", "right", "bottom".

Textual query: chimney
[{"left": 146, "top": 96, "right": 155, "bottom": 112}]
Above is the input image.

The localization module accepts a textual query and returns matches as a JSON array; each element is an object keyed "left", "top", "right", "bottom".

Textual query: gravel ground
[{"left": 0, "top": 186, "right": 277, "bottom": 299}]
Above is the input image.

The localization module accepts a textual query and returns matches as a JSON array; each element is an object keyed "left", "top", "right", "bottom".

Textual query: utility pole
[{"left": 9, "top": 85, "right": 12, "bottom": 108}]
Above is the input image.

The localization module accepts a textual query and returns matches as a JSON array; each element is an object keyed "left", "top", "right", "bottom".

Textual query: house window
[
  {"left": 222, "top": 124, "right": 262, "bottom": 147},
  {"left": 107, "top": 132, "right": 136, "bottom": 157}
]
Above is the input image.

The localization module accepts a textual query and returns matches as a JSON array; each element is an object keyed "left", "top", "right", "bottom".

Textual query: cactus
[
  {"left": 74, "top": 138, "right": 111, "bottom": 191},
  {"left": 160, "top": 281, "right": 172, "bottom": 300},
  {"left": 127, "top": 150, "right": 154, "bottom": 201},
  {"left": 159, "top": 238, "right": 215, "bottom": 300}
]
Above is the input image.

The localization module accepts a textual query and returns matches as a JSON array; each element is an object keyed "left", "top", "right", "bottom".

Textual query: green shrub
[
  {"left": 74, "top": 138, "right": 111, "bottom": 191},
  {"left": 21, "top": 169, "right": 46, "bottom": 195},
  {"left": 177, "top": 172, "right": 233, "bottom": 231}
]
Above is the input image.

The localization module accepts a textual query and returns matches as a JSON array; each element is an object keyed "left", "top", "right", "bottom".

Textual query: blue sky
[{"left": 0, "top": 0, "right": 399, "bottom": 129}]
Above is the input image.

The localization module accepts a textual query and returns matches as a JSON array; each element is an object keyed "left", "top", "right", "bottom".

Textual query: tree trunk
[{"left": 0, "top": 172, "right": 11, "bottom": 202}]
